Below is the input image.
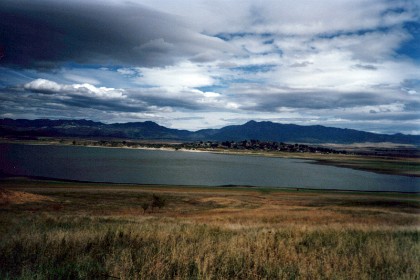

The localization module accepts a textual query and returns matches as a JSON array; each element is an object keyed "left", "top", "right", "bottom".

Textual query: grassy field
[{"left": 0, "top": 178, "right": 419, "bottom": 279}]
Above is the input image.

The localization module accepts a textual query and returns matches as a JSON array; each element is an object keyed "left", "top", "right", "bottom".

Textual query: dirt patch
[{"left": 0, "top": 188, "right": 52, "bottom": 204}]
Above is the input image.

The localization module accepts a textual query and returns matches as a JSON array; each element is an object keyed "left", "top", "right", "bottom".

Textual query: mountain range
[{"left": 1, "top": 118, "right": 419, "bottom": 145}]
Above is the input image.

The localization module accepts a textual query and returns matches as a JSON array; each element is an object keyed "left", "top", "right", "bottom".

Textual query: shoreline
[
  {"left": 0, "top": 138, "right": 207, "bottom": 153},
  {"left": 1, "top": 175, "right": 419, "bottom": 195}
]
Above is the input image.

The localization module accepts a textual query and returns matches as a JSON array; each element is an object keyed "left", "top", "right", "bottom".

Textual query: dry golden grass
[
  {"left": 0, "top": 179, "right": 419, "bottom": 279},
  {"left": 0, "top": 187, "right": 52, "bottom": 204}
]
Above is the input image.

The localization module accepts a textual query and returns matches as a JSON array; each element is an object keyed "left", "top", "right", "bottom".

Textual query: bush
[
  {"left": 140, "top": 194, "right": 166, "bottom": 214},
  {"left": 151, "top": 194, "right": 166, "bottom": 209},
  {"left": 140, "top": 201, "right": 150, "bottom": 214}
]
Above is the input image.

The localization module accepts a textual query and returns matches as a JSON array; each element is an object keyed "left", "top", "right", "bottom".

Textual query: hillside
[
  {"left": 193, "top": 121, "right": 420, "bottom": 144},
  {"left": 1, "top": 119, "right": 419, "bottom": 145}
]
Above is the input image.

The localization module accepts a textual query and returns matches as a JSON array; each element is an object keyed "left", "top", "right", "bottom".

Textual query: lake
[{"left": 0, "top": 143, "right": 418, "bottom": 192}]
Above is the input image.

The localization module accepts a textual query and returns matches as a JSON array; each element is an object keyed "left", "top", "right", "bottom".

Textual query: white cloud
[
  {"left": 24, "top": 79, "right": 62, "bottom": 93},
  {"left": 24, "top": 79, "right": 125, "bottom": 99},
  {"left": 117, "top": 68, "right": 137, "bottom": 76},
  {"left": 343, "top": 103, "right": 406, "bottom": 114},
  {"left": 135, "top": 62, "right": 216, "bottom": 89},
  {"left": 311, "top": 28, "right": 411, "bottom": 62},
  {"left": 140, "top": 0, "right": 417, "bottom": 36},
  {"left": 62, "top": 73, "right": 100, "bottom": 85}
]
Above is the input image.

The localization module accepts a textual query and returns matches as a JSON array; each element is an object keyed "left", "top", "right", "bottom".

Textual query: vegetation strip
[{"left": 1, "top": 178, "right": 419, "bottom": 279}]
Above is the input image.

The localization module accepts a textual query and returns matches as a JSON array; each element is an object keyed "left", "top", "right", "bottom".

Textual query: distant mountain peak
[
  {"left": 143, "top": 121, "right": 161, "bottom": 126},
  {"left": 1, "top": 118, "right": 419, "bottom": 145}
]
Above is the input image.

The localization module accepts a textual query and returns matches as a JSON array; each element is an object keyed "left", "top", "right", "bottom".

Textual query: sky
[{"left": 0, "top": 0, "right": 419, "bottom": 134}]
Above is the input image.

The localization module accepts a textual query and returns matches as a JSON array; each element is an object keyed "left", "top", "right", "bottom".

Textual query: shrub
[
  {"left": 151, "top": 194, "right": 166, "bottom": 210},
  {"left": 140, "top": 201, "right": 150, "bottom": 214}
]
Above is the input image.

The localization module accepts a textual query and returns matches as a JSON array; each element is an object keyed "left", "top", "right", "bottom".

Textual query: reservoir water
[{"left": 0, "top": 143, "right": 418, "bottom": 192}]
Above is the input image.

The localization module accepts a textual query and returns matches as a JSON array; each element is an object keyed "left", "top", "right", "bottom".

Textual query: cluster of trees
[
  {"left": 187, "top": 140, "right": 345, "bottom": 154},
  {"left": 60, "top": 138, "right": 345, "bottom": 154}
]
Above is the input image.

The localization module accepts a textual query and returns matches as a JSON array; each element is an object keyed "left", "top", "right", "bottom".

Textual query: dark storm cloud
[{"left": 0, "top": 0, "right": 227, "bottom": 69}]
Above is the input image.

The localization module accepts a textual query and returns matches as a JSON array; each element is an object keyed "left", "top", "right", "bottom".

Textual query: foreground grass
[{"left": 0, "top": 179, "right": 419, "bottom": 279}]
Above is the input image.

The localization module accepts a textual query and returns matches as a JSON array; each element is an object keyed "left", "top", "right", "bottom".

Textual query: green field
[{"left": 1, "top": 178, "right": 419, "bottom": 279}]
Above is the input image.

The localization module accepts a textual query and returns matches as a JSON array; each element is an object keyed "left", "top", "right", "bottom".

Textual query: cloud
[
  {"left": 401, "top": 79, "right": 420, "bottom": 95},
  {"left": 4, "top": 78, "right": 239, "bottom": 120},
  {"left": 0, "top": 0, "right": 229, "bottom": 69},
  {"left": 135, "top": 38, "right": 174, "bottom": 54},
  {"left": 312, "top": 28, "right": 412, "bottom": 62},
  {"left": 24, "top": 79, "right": 125, "bottom": 99},
  {"left": 353, "top": 64, "right": 378, "bottom": 70},
  {"left": 116, "top": 68, "right": 137, "bottom": 76},
  {"left": 135, "top": 62, "right": 216, "bottom": 89},
  {"left": 141, "top": 0, "right": 418, "bottom": 36},
  {"left": 126, "top": 87, "right": 239, "bottom": 111},
  {"left": 290, "top": 61, "right": 313, "bottom": 68},
  {"left": 1, "top": 0, "right": 419, "bottom": 134},
  {"left": 11, "top": 79, "right": 147, "bottom": 115},
  {"left": 24, "top": 79, "right": 62, "bottom": 94}
]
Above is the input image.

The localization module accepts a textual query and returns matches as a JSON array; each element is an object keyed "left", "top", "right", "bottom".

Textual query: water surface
[{"left": 0, "top": 143, "right": 418, "bottom": 192}]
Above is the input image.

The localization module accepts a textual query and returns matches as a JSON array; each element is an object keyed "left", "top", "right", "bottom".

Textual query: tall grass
[
  {"left": 0, "top": 183, "right": 419, "bottom": 279},
  {"left": 1, "top": 214, "right": 418, "bottom": 279}
]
